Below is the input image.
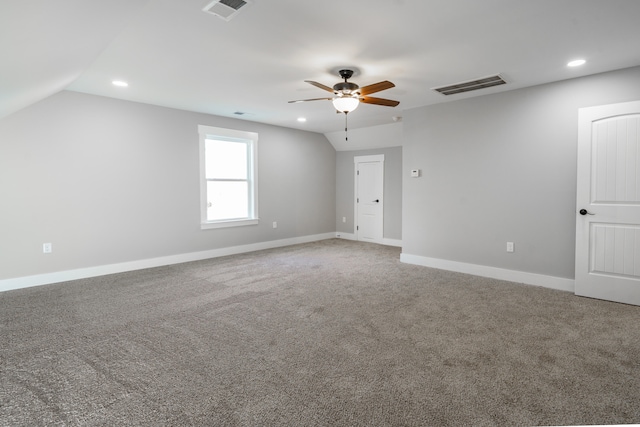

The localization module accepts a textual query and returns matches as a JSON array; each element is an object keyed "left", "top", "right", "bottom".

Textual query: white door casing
[
  {"left": 354, "top": 155, "right": 384, "bottom": 243},
  {"left": 575, "top": 100, "right": 640, "bottom": 306}
]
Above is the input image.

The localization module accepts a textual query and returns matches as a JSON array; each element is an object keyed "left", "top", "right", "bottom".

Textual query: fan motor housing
[{"left": 333, "top": 81, "right": 359, "bottom": 94}]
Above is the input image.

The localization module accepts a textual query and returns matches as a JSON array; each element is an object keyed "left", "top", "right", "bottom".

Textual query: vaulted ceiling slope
[
  {"left": 0, "top": 0, "right": 148, "bottom": 120},
  {"left": 2, "top": 0, "right": 640, "bottom": 134}
]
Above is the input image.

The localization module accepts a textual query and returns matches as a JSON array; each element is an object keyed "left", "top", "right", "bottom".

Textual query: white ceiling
[{"left": 3, "top": 0, "right": 640, "bottom": 137}]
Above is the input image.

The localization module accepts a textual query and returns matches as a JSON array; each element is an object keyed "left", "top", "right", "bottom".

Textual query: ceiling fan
[{"left": 288, "top": 69, "right": 400, "bottom": 114}]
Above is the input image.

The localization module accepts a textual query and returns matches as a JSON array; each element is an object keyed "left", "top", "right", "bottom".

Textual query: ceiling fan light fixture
[{"left": 332, "top": 96, "right": 359, "bottom": 113}]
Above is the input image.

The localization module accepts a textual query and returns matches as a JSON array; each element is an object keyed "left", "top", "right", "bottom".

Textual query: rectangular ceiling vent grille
[
  {"left": 202, "top": 0, "right": 251, "bottom": 21},
  {"left": 433, "top": 74, "right": 507, "bottom": 96}
]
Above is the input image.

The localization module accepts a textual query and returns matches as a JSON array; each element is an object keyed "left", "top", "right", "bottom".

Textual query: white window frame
[{"left": 198, "top": 125, "right": 259, "bottom": 229}]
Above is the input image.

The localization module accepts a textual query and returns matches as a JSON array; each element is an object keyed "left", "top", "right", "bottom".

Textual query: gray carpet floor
[{"left": 1, "top": 239, "right": 639, "bottom": 426}]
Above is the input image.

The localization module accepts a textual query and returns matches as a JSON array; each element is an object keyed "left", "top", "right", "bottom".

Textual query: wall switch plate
[
  {"left": 506, "top": 242, "right": 514, "bottom": 253},
  {"left": 411, "top": 169, "right": 420, "bottom": 178},
  {"left": 342, "top": 217, "right": 346, "bottom": 223},
  {"left": 272, "top": 221, "right": 277, "bottom": 229},
  {"left": 43, "top": 243, "right": 52, "bottom": 253}
]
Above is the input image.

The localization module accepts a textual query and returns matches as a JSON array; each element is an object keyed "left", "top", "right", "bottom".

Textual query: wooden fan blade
[
  {"left": 304, "top": 80, "right": 334, "bottom": 92},
  {"left": 359, "top": 80, "right": 395, "bottom": 95},
  {"left": 288, "top": 97, "right": 333, "bottom": 103},
  {"left": 360, "top": 96, "right": 400, "bottom": 107}
]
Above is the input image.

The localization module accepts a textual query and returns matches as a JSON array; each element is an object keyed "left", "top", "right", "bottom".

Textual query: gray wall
[
  {"left": 0, "top": 91, "right": 336, "bottom": 280},
  {"left": 336, "top": 146, "right": 402, "bottom": 240},
  {"left": 403, "top": 66, "right": 640, "bottom": 279}
]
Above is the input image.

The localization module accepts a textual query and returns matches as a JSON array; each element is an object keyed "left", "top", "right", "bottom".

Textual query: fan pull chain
[{"left": 344, "top": 112, "right": 348, "bottom": 142}]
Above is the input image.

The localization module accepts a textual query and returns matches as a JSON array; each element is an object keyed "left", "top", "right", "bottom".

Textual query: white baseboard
[
  {"left": 400, "top": 253, "right": 575, "bottom": 293},
  {"left": 335, "top": 232, "right": 357, "bottom": 241},
  {"left": 3, "top": 237, "right": 570, "bottom": 294},
  {"left": 0, "top": 232, "right": 336, "bottom": 293},
  {"left": 335, "top": 233, "right": 402, "bottom": 248},
  {"left": 380, "top": 238, "right": 402, "bottom": 247},
  {"left": 336, "top": 231, "right": 358, "bottom": 240}
]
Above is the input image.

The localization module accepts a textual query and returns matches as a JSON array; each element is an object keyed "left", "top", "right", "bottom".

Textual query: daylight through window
[{"left": 198, "top": 125, "right": 258, "bottom": 229}]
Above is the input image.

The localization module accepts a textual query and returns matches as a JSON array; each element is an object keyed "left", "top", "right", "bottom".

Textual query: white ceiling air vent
[
  {"left": 433, "top": 74, "right": 506, "bottom": 96},
  {"left": 202, "top": 0, "right": 251, "bottom": 21}
]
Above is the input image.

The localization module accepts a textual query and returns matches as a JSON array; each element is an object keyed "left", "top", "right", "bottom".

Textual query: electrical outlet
[
  {"left": 272, "top": 221, "right": 277, "bottom": 229},
  {"left": 43, "top": 243, "right": 52, "bottom": 253},
  {"left": 506, "top": 242, "right": 514, "bottom": 253}
]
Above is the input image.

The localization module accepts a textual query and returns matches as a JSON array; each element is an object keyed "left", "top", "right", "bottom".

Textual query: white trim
[
  {"left": 198, "top": 125, "right": 258, "bottom": 142},
  {"left": 353, "top": 154, "right": 385, "bottom": 164},
  {"left": 400, "top": 253, "right": 575, "bottom": 292},
  {"left": 198, "top": 125, "right": 259, "bottom": 229},
  {"left": 0, "top": 233, "right": 335, "bottom": 293},
  {"left": 201, "top": 218, "right": 259, "bottom": 229},
  {"left": 335, "top": 232, "right": 401, "bottom": 247},
  {"left": 380, "top": 238, "right": 402, "bottom": 247},
  {"left": 335, "top": 232, "right": 357, "bottom": 241},
  {"left": 354, "top": 154, "right": 385, "bottom": 243}
]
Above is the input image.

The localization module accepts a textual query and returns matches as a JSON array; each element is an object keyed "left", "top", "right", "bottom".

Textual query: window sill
[{"left": 201, "top": 218, "right": 259, "bottom": 230}]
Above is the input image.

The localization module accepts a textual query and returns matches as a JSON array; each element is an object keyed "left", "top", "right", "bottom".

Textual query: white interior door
[
  {"left": 575, "top": 100, "right": 640, "bottom": 306},
  {"left": 355, "top": 155, "right": 384, "bottom": 243}
]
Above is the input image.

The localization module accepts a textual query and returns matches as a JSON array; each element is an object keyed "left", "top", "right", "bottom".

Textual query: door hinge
[
  {"left": 357, "top": 198, "right": 359, "bottom": 203},
  {"left": 357, "top": 226, "right": 359, "bottom": 230}
]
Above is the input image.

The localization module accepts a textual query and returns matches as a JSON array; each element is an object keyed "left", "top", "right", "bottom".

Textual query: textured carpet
[{"left": 1, "top": 239, "right": 639, "bottom": 426}]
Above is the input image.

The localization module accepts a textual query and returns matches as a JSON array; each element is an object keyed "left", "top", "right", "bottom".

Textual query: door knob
[
  {"left": 579, "top": 209, "right": 594, "bottom": 215},
  {"left": 373, "top": 199, "right": 379, "bottom": 203}
]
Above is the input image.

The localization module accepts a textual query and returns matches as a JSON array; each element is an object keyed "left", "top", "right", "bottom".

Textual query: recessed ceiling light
[
  {"left": 567, "top": 59, "right": 586, "bottom": 67},
  {"left": 112, "top": 80, "right": 128, "bottom": 87},
  {"left": 297, "top": 117, "right": 307, "bottom": 122}
]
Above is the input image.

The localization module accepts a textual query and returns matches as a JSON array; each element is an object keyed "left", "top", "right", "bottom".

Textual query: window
[{"left": 198, "top": 125, "right": 258, "bottom": 229}]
